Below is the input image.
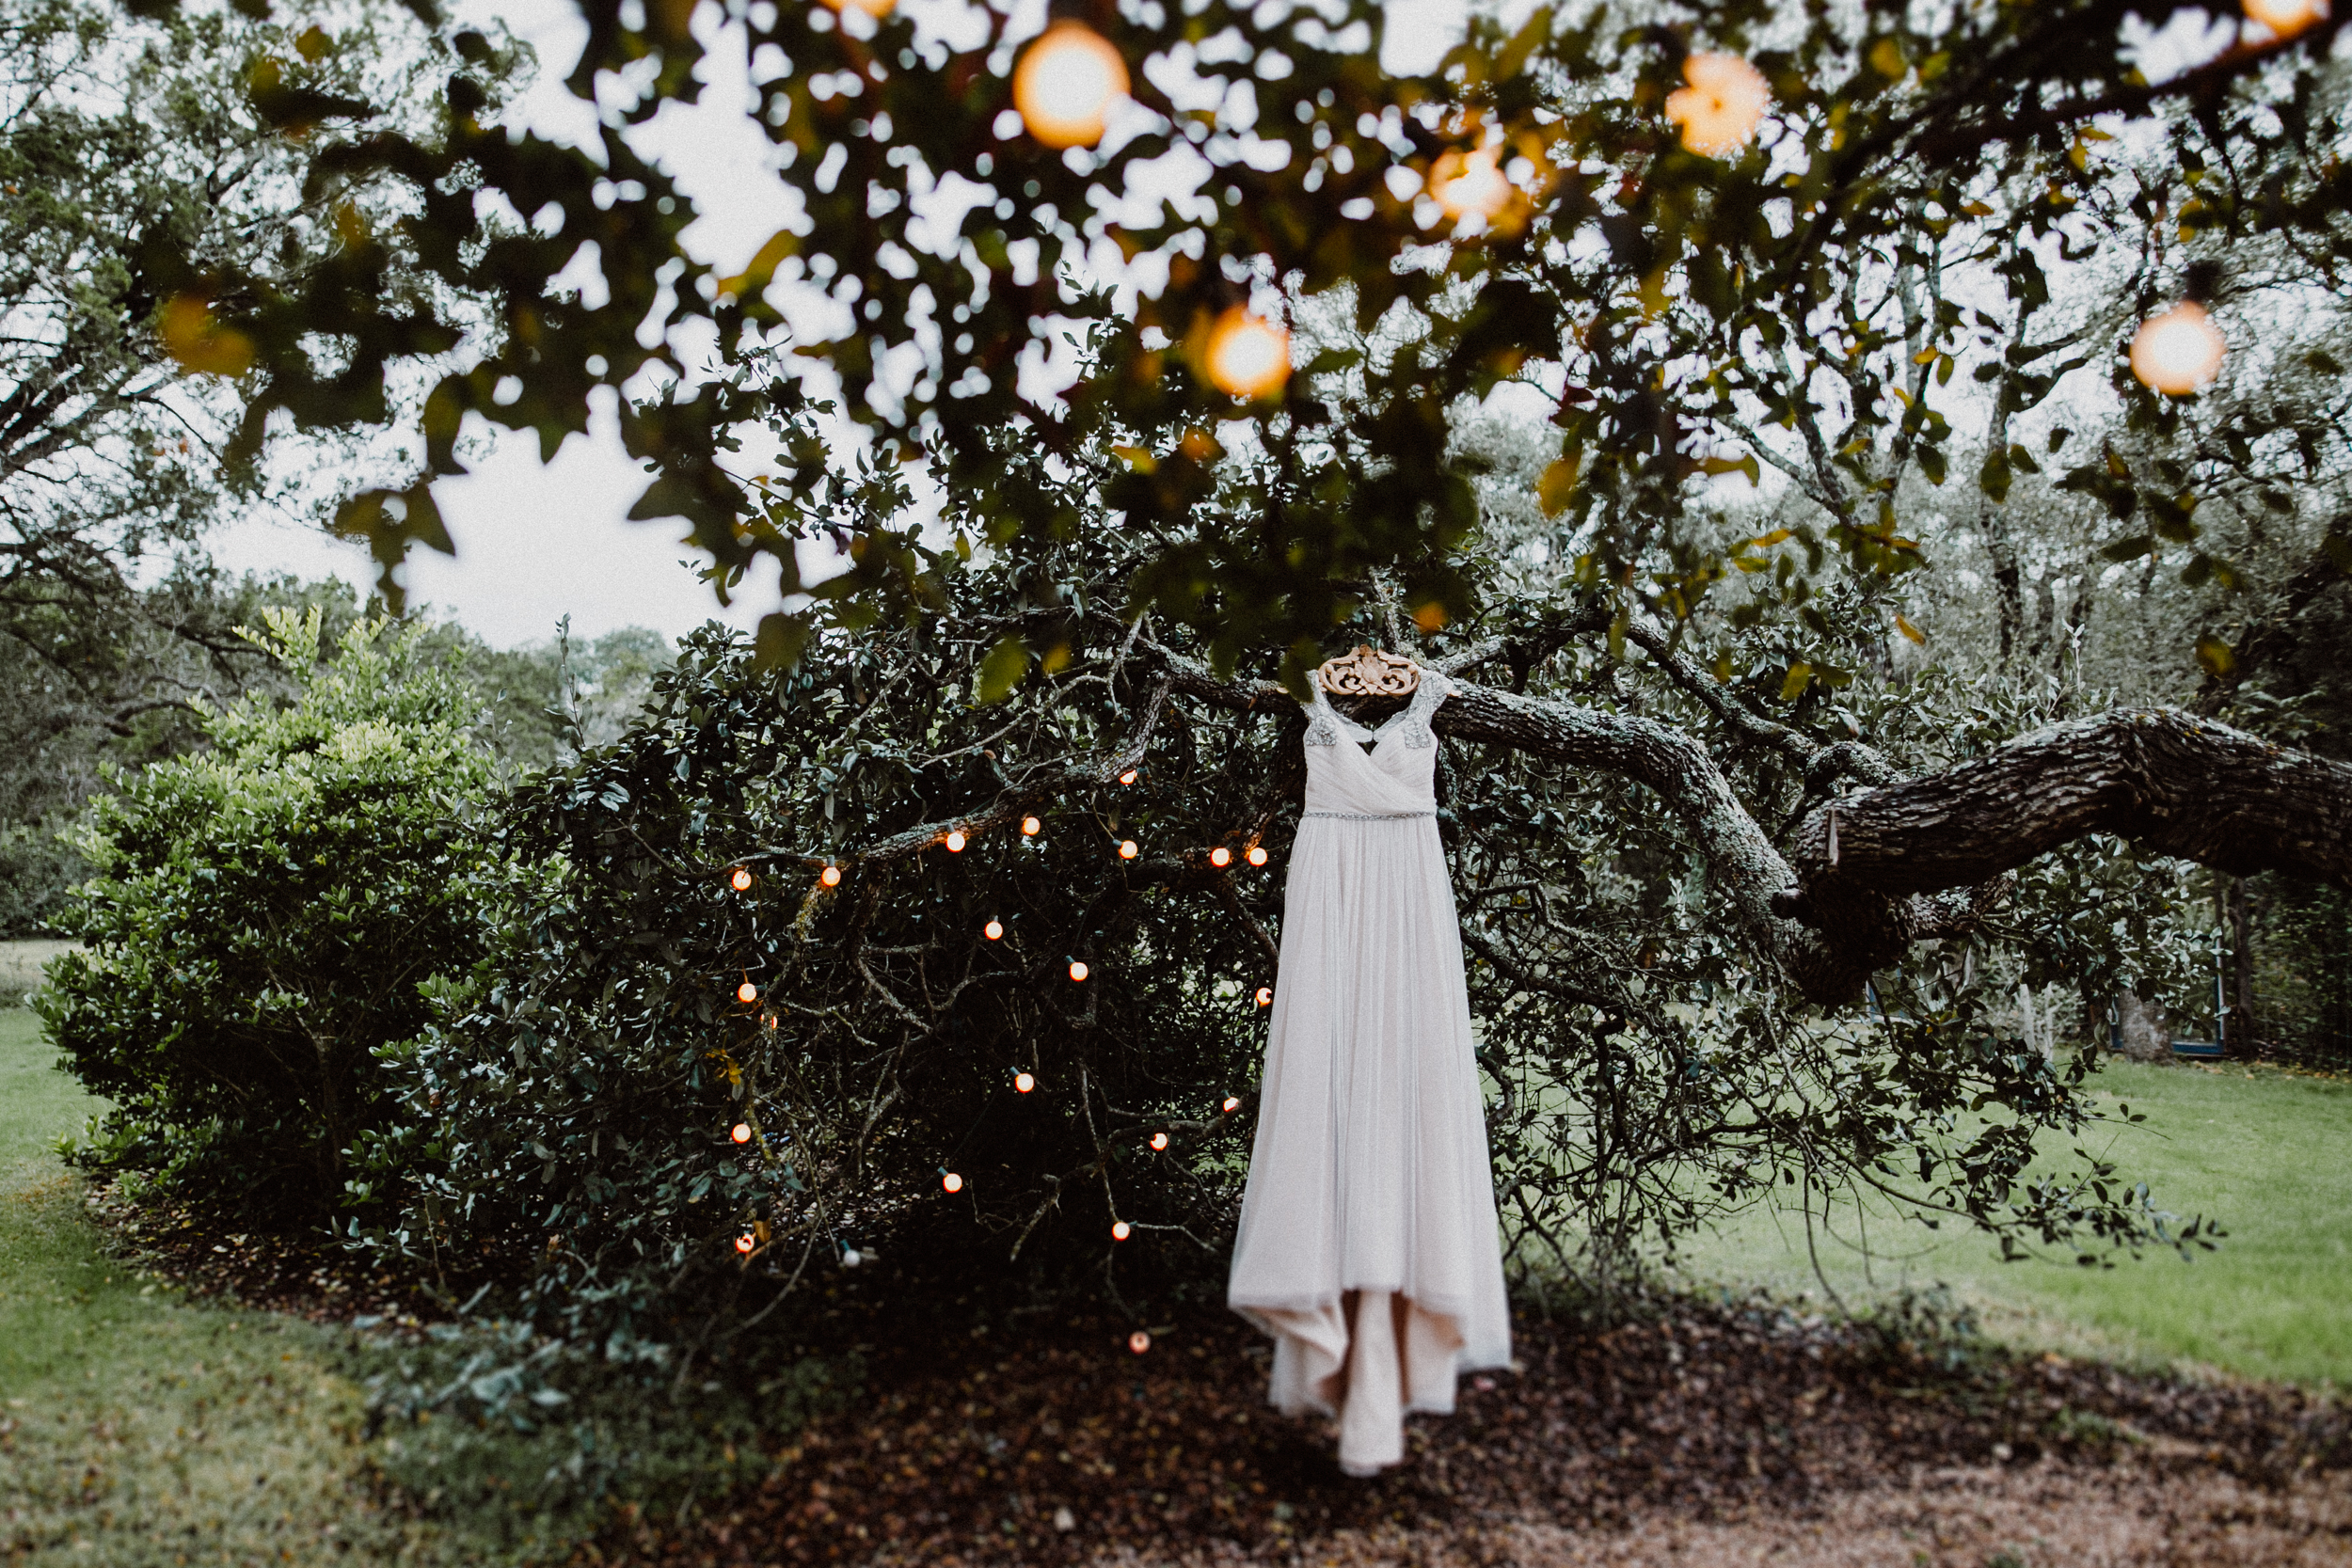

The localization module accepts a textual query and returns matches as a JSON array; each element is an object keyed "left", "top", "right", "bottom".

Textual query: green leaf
[{"left": 976, "top": 637, "right": 1028, "bottom": 705}]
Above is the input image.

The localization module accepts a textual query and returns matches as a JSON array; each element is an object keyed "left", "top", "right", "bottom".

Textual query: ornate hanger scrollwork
[{"left": 1316, "top": 643, "right": 1420, "bottom": 697}]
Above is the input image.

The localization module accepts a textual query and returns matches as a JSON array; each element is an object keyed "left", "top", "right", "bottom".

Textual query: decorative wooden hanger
[{"left": 1316, "top": 644, "right": 1420, "bottom": 697}]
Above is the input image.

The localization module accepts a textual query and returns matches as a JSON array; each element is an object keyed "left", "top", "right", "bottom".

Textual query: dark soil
[
  {"left": 84, "top": 1178, "right": 453, "bottom": 1328},
  {"left": 568, "top": 1262, "right": 2352, "bottom": 1568},
  {"left": 87, "top": 1191, "right": 2352, "bottom": 1566}
]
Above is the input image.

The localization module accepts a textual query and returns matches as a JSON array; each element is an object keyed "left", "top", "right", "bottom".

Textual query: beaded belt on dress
[{"left": 1301, "top": 810, "right": 1435, "bottom": 820}]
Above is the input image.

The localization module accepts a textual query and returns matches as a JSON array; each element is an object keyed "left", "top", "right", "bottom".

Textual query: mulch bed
[
  {"left": 83, "top": 1178, "right": 453, "bottom": 1328},
  {"left": 80, "top": 1187, "right": 2352, "bottom": 1565},
  {"left": 572, "top": 1275, "right": 2352, "bottom": 1568}
]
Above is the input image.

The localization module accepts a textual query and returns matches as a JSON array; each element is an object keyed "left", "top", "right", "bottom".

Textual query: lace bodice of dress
[{"left": 1299, "top": 668, "right": 1451, "bottom": 816}]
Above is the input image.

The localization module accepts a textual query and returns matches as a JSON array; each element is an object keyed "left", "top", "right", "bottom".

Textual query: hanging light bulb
[
  {"left": 738, "top": 980, "right": 758, "bottom": 1005},
  {"left": 1111, "top": 1220, "right": 1132, "bottom": 1240},
  {"left": 819, "top": 864, "right": 842, "bottom": 887},
  {"left": 1255, "top": 986, "right": 1272, "bottom": 1007},
  {"left": 1247, "top": 845, "right": 1267, "bottom": 867},
  {"left": 984, "top": 918, "right": 1004, "bottom": 940},
  {"left": 1150, "top": 1132, "right": 1168, "bottom": 1151},
  {"left": 1209, "top": 846, "right": 1232, "bottom": 868},
  {"left": 1204, "top": 308, "right": 1291, "bottom": 399},
  {"left": 2243, "top": 0, "right": 2327, "bottom": 36},
  {"left": 1429, "top": 146, "right": 1514, "bottom": 223},
  {"left": 841, "top": 1244, "right": 865, "bottom": 1267},
  {"left": 1014, "top": 1070, "right": 1036, "bottom": 1093},
  {"left": 818, "top": 0, "right": 895, "bottom": 17},
  {"left": 736, "top": 1232, "right": 756, "bottom": 1254},
  {"left": 1069, "top": 959, "right": 1090, "bottom": 982},
  {"left": 1119, "top": 769, "right": 1138, "bottom": 785},
  {"left": 1665, "top": 53, "right": 1770, "bottom": 158},
  {"left": 731, "top": 1123, "right": 753, "bottom": 1144},
  {"left": 945, "top": 830, "right": 967, "bottom": 852},
  {"left": 1022, "top": 816, "right": 1042, "bottom": 835},
  {"left": 1128, "top": 1330, "right": 1152, "bottom": 1354},
  {"left": 730, "top": 866, "right": 753, "bottom": 892},
  {"left": 2130, "top": 301, "right": 2227, "bottom": 394},
  {"left": 1221, "top": 1096, "right": 1242, "bottom": 1114},
  {"left": 1011, "top": 21, "right": 1129, "bottom": 150},
  {"left": 942, "top": 1171, "right": 964, "bottom": 1194},
  {"left": 1119, "top": 839, "right": 1138, "bottom": 860}
]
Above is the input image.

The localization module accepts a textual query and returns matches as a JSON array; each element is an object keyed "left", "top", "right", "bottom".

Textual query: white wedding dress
[{"left": 1227, "top": 669, "right": 1512, "bottom": 1476}]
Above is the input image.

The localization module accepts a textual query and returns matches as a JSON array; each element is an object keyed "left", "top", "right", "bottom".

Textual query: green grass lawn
[
  {"left": 0, "top": 1006, "right": 453, "bottom": 1566},
  {"left": 1666, "top": 1058, "right": 2352, "bottom": 1387}
]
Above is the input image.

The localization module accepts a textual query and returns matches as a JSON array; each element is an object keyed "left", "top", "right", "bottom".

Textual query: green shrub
[
  {"left": 374, "top": 608, "right": 1279, "bottom": 1359},
  {"left": 40, "top": 608, "right": 516, "bottom": 1218}
]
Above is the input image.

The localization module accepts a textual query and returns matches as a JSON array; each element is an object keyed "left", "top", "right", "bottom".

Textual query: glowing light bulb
[
  {"left": 1069, "top": 960, "right": 1090, "bottom": 982},
  {"left": 1022, "top": 816, "right": 1042, "bottom": 835},
  {"left": 1112, "top": 1220, "right": 1132, "bottom": 1240},
  {"left": 818, "top": 0, "right": 895, "bottom": 17},
  {"left": 1150, "top": 1132, "right": 1168, "bottom": 1151},
  {"left": 1221, "top": 1096, "right": 1242, "bottom": 1114},
  {"left": 984, "top": 918, "right": 1004, "bottom": 940},
  {"left": 1247, "top": 846, "right": 1267, "bottom": 866},
  {"left": 730, "top": 866, "right": 753, "bottom": 892},
  {"left": 1119, "top": 770, "right": 1137, "bottom": 785},
  {"left": 1119, "top": 840, "right": 1138, "bottom": 860},
  {"left": 1255, "top": 986, "right": 1272, "bottom": 1007},
  {"left": 2243, "top": 0, "right": 2327, "bottom": 35},
  {"left": 1429, "top": 146, "right": 1513, "bottom": 223},
  {"left": 1011, "top": 22, "right": 1128, "bottom": 150},
  {"left": 1665, "top": 53, "right": 1769, "bottom": 159},
  {"left": 1209, "top": 846, "right": 1232, "bottom": 868},
  {"left": 1128, "top": 1330, "right": 1151, "bottom": 1354},
  {"left": 2131, "top": 302, "right": 2227, "bottom": 394},
  {"left": 841, "top": 1245, "right": 864, "bottom": 1267},
  {"left": 819, "top": 864, "right": 841, "bottom": 887},
  {"left": 946, "top": 830, "right": 967, "bottom": 852},
  {"left": 731, "top": 1123, "right": 753, "bottom": 1144},
  {"left": 1015, "top": 1070, "right": 1035, "bottom": 1093},
  {"left": 738, "top": 980, "right": 758, "bottom": 1005},
  {"left": 1204, "top": 308, "right": 1291, "bottom": 400},
  {"left": 942, "top": 1171, "right": 963, "bottom": 1194},
  {"left": 736, "top": 1233, "right": 756, "bottom": 1254}
]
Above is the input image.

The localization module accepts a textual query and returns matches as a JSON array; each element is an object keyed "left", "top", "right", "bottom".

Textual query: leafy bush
[
  {"left": 40, "top": 608, "right": 516, "bottom": 1217},
  {"left": 374, "top": 602, "right": 1279, "bottom": 1359}
]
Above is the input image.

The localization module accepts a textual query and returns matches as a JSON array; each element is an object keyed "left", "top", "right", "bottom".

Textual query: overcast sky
[{"left": 210, "top": 0, "right": 1476, "bottom": 648}]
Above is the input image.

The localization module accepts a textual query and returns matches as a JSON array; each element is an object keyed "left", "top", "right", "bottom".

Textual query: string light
[
  {"left": 731, "top": 1123, "right": 753, "bottom": 1144},
  {"left": 730, "top": 866, "right": 753, "bottom": 892},
  {"left": 1119, "top": 840, "right": 1139, "bottom": 859},
  {"left": 736, "top": 1232, "right": 756, "bottom": 1254},
  {"left": 1069, "top": 960, "right": 1090, "bottom": 982},
  {"left": 1204, "top": 308, "right": 1291, "bottom": 399},
  {"left": 1022, "top": 816, "right": 1042, "bottom": 835},
  {"left": 818, "top": 0, "right": 894, "bottom": 17},
  {"left": 943, "top": 1171, "right": 964, "bottom": 1194},
  {"left": 1255, "top": 986, "right": 1272, "bottom": 1007},
  {"left": 819, "top": 864, "right": 842, "bottom": 887},
  {"left": 1015, "top": 1070, "right": 1036, "bottom": 1093},
  {"left": 738, "top": 980, "right": 759, "bottom": 1005},
  {"left": 1209, "top": 846, "right": 1232, "bottom": 868},
  {"left": 2243, "top": 0, "right": 2327, "bottom": 36},
  {"left": 1111, "top": 1220, "right": 1132, "bottom": 1240},
  {"left": 1128, "top": 1330, "right": 1151, "bottom": 1354},
  {"left": 1665, "top": 54, "right": 1770, "bottom": 158},
  {"left": 1011, "top": 21, "right": 1128, "bottom": 150},
  {"left": 1221, "top": 1096, "right": 1242, "bottom": 1114},
  {"left": 1429, "top": 146, "right": 1513, "bottom": 223},
  {"left": 945, "top": 830, "right": 967, "bottom": 852},
  {"left": 1247, "top": 846, "right": 1267, "bottom": 867},
  {"left": 1150, "top": 1132, "right": 1168, "bottom": 1150},
  {"left": 1119, "top": 770, "right": 1137, "bottom": 785},
  {"left": 841, "top": 1244, "right": 865, "bottom": 1267},
  {"left": 2131, "top": 302, "right": 2227, "bottom": 394},
  {"left": 984, "top": 918, "right": 1004, "bottom": 940}
]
